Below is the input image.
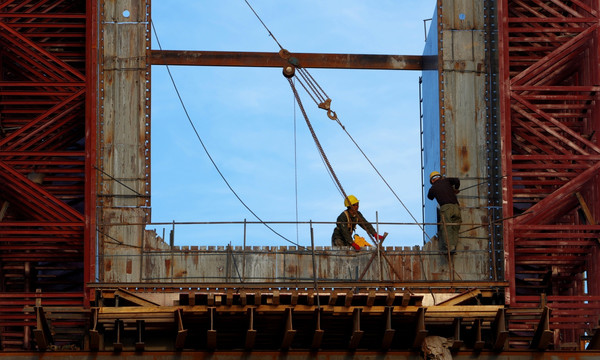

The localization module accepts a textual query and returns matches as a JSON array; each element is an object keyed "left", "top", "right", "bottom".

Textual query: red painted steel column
[
  {"left": 497, "top": 0, "right": 515, "bottom": 306},
  {"left": 85, "top": 0, "right": 98, "bottom": 304}
]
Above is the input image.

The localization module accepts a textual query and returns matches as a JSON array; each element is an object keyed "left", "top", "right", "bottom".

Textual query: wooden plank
[
  {"left": 401, "top": 291, "right": 411, "bottom": 306},
  {"left": 328, "top": 292, "right": 338, "bottom": 306},
  {"left": 438, "top": 289, "right": 482, "bottom": 306},
  {"left": 386, "top": 292, "right": 396, "bottom": 306},
  {"left": 366, "top": 290, "right": 376, "bottom": 307},
  {"left": 95, "top": 303, "right": 504, "bottom": 320},
  {"left": 114, "top": 289, "right": 159, "bottom": 307},
  {"left": 345, "top": 291, "right": 354, "bottom": 307}
]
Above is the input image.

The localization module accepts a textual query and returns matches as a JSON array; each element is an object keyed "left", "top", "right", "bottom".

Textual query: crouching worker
[{"left": 331, "top": 195, "right": 385, "bottom": 250}]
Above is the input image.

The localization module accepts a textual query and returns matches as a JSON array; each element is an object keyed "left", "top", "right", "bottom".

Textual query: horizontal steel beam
[
  {"left": 88, "top": 281, "right": 508, "bottom": 289},
  {"left": 150, "top": 50, "right": 437, "bottom": 70},
  {"left": 2, "top": 351, "right": 600, "bottom": 359}
]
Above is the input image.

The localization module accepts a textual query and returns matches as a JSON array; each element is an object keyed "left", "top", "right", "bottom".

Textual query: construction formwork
[{"left": 0, "top": 0, "right": 599, "bottom": 356}]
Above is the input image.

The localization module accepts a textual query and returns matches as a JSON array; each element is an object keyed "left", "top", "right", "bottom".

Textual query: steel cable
[{"left": 286, "top": 77, "right": 348, "bottom": 200}]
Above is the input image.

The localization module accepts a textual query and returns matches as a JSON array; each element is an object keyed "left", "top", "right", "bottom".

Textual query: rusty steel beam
[
  {"left": 2, "top": 351, "right": 600, "bottom": 360},
  {"left": 87, "top": 281, "right": 509, "bottom": 290},
  {"left": 149, "top": 50, "right": 436, "bottom": 70}
]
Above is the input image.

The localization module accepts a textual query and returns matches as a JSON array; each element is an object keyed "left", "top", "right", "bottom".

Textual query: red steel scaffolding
[
  {"left": 498, "top": 0, "right": 600, "bottom": 349},
  {"left": 0, "top": 0, "right": 95, "bottom": 350}
]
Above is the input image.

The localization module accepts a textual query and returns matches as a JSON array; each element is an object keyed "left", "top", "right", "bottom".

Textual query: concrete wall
[
  {"left": 422, "top": 0, "right": 492, "bottom": 263},
  {"left": 99, "top": 229, "right": 492, "bottom": 283},
  {"left": 97, "top": 0, "right": 151, "bottom": 282}
]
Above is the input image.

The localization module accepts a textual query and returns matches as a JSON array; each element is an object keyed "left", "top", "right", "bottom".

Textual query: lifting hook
[
  {"left": 318, "top": 99, "right": 338, "bottom": 120},
  {"left": 280, "top": 48, "right": 337, "bottom": 120}
]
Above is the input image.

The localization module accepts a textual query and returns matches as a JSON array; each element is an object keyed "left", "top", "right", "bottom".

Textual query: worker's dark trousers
[{"left": 439, "top": 203, "right": 461, "bottom": 252}]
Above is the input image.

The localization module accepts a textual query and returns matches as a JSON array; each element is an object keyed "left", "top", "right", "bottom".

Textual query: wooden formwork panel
[{"left": 99, "top": 0, "right": 150, "bottom": 208}]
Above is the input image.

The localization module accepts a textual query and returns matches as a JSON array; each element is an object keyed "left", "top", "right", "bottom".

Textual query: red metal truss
[
  {"left": 498, "top": 0, "right": 600, "bottom": 348},
  {"left": 0, "top": 0, "right": 93, "bottom": 350}
]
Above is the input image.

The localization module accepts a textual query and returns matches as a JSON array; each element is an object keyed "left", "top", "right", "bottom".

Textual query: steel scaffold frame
[
  {"left": 0, "top": 0, "right": 94, "bottom": 350},
  {"left": 498, "top": 0, "right": 600, "bottom": 348}
]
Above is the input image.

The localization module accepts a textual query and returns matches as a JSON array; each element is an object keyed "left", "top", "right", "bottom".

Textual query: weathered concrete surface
[{"left": 98, "top": 228, "right": 493, "bottom": 283}]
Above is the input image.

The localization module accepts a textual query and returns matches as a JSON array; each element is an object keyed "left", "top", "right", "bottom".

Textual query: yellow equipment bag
[{"left": 351, "top": 234, "right": 372, "bottom": 251}]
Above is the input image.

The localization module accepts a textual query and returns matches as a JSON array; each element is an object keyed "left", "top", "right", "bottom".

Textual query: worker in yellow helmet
[
  {"left": 331, "top": 195, "right": 384, "bottom": 248},
  {"left": 427, "top": 171, "right": 461, "bottom": 255}
]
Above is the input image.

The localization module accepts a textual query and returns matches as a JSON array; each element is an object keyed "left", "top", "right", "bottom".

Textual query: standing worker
[
  {"left": 331, "top": 195, "right": 384, "bottom": 248},
  {"left": 427, "top": 171, "right": 461, "bottom": 255}
]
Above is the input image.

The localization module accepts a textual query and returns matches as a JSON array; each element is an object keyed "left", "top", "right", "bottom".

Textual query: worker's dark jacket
[
  {"left": 331, "top": 209, "right": 376, "bottom": 246},
  {"left": 427, "top": 177, "right": 460, "bottom": 205}
]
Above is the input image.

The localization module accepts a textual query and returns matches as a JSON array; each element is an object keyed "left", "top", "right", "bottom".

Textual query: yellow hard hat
[
  {"left": 344, "top": 195, "right": 359, "bottom": 207},
  {"left": 429, "top": 171, "right": 441, "bottom": 184}
]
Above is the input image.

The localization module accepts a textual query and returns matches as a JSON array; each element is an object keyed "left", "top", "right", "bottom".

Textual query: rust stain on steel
[
  {"left": 460, "top": 144, "right": 470, "bottom": 173},
  {"left": 105, "top": 259, "right": 112, "bottom": 272},
  {"left": 150, "top": 50, "right": 436, "bottom": 70}
]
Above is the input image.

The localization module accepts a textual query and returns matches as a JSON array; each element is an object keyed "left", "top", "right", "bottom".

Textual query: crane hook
[{"left": 318, "top": 99, "right": 338, "bottom": 120}]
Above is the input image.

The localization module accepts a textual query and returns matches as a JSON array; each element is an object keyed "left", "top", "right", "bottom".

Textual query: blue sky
[{"left": 149, "top": 1, "right": 437, "bottom": 248}]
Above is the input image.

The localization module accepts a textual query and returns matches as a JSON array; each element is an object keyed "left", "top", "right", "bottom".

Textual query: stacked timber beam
[{"left": 90, "top": 287, "right": 511, "bottom": 352}]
